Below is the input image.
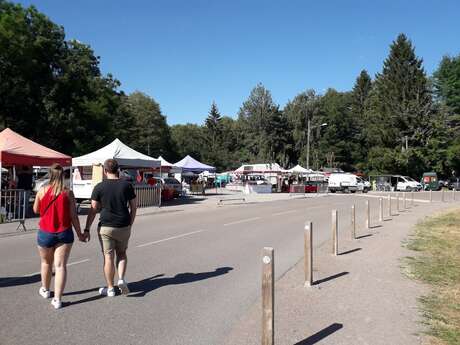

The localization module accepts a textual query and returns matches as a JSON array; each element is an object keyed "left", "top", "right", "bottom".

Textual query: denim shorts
[{"left": 37, "top": 228, "right": 74, "bottom": 248}]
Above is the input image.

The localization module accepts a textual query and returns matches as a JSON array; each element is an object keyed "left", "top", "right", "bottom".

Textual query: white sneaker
[
  {"left": 99, "top": 287, "right": 115, "bottom": 297},
  {"left": 117, "top": 279, "right": 130, "bottom": 295},
  {"left": 39, "top": 287, "right": 50, "bottom": 299},
  {"left": 51, "top": 298, "right": 62, "bottom": 309}
]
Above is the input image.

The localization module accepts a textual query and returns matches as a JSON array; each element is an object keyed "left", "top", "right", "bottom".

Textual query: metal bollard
[
  {"left": 351, "top": 205, "right": 356, "bottom": 240},
  {"left": 332, "top": 209, "right": 338, "bottom": 256},
  {"left": 388, "top": 194, "right": 392, "bottom": 217},
  {"left": 379, "top": 197, "right": 383, "bottom": 222},
  {"left": 366, "top": 200, "right": 370, "bottom": 229},
  {"left": 304, "top": 222, "right": 313, "bottom": 287},
  {"left": 262, "top": 247, "right": 274, "bottom": 345}
]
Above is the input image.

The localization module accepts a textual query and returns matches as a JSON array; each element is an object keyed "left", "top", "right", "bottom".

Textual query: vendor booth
[
  {"left": 174, "top": 155, "right": 216, "bottom": 194},
  {"left": 72, "top": 139, "right": 161, "bottom": 206},
  {"left": 233, "top": 163, "right": 287, "bottom": 193},
  {"left": 0, "top": 128, "right": 72, "bottom": 229}
]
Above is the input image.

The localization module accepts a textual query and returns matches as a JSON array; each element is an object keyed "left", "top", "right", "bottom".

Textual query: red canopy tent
[{"left": 0, "top": 128, "right": 71, "bottom": 166}]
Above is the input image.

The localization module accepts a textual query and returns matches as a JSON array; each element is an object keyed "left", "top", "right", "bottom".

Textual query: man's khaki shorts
[{"left": 98, "top": 225, "right": 131, "bottom": 255}]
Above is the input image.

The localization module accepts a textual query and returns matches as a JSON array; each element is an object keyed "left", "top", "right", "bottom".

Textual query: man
[{"left": 84, "top": 159, "right": 137, "bottom": 297}]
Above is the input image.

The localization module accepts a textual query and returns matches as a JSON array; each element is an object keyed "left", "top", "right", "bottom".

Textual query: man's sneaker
[
  {"left": 51, "top": 298, "right": 62, "bottom": 309},
  {"left": 99, "top": 287, "right": 116, "bottom": 297},
  {"left": 39, "top": 287, "right": 50, "bottom": 299},
  {"left": 117, "top": 279, "right": 130, "bottom": 295}
]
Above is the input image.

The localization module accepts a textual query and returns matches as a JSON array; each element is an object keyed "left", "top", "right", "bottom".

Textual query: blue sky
[{"left": 16, "top": 0, "right": 460, "bottom": 125}]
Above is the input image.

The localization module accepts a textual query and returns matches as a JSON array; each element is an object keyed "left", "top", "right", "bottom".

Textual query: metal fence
[
  {"left": 134, "top": 185, "right": 161, "bottom": 208},
  {"left": 0, "top": 189, "right": 27, "bottom": 230}
]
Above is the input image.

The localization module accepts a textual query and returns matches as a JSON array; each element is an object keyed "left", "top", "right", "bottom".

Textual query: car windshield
[
  {"left": 404, "top": 176, "right": 416, "bottom": 182},
  {"left": 164, "top": 178, "right": 179, "bottom": 184}
]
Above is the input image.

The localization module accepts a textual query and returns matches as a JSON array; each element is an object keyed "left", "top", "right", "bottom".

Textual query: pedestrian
[
  {"left": 33, "top": 163, "right": 85, "bottom": 309},
  {"left": 84, "top": 159, "right": 137, "bottom": 297}
]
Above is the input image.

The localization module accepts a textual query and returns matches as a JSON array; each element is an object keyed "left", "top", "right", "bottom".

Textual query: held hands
[
  {"left": 77, "top": 231, "right": 86, "bottom": 242},
  {"left": 83, "top": 231, "right": 91, "bottom": 242}
]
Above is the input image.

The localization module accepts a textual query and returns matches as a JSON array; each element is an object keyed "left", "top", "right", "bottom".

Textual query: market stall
[
  {"left": 0, "top": 128, "right": 71, "bottom": 229},
  {"left": 72, "top": 139, "right": 161, "bottom": 205},
  {"left": 174, "top": 155, "right": 216, "bottom": 194}
]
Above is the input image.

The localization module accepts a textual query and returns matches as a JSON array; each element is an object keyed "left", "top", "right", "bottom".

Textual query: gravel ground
[{"left": 223, "top": 200, "right": 460, "bottom": 345}]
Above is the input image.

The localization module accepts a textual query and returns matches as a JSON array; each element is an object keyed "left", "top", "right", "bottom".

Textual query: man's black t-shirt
[{"left": 91, "top": 179, "right": 136, "bottom": 227}]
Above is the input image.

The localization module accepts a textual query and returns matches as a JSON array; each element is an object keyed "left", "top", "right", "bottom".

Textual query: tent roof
[
  {"left": 72, "top": 139, "right": 160, "bottom": 168},
  {"left": 0, "top": 128, "right": 71, "bottom": 166},
  {"left": 156, "top": 156, "right": 182, "bottom": 173},
  {"left": 288, "top": 165, "right": 313, "bottom": 174},
  {"left": 174, "top": 155, "right": 215, "bottom": 172},
  {"left": 234, "top": 163, "right": 286, "bottom": 174}
]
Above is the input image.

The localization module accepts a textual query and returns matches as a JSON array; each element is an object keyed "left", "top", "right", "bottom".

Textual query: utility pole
[{"left": 306, "top": 119, "right": 311, "bottom": 170}]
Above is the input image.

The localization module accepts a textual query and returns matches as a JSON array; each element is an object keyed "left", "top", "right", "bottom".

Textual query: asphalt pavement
[{"left": 0, "top": 191, "right": 449, "bottom": 345}]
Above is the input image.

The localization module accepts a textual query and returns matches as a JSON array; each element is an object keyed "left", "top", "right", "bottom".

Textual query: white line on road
[
  {"left": 136, "top": 230, "right": 205, "bottom": 248},
  {"left": 22, "top": 258, "right": 90, "bottom": 277},
  {"left": 272, "top": 210, "right": 298, "bottom": 216},
  {"left": 223, "top": 217, "right": 261, "bottom": 227}
]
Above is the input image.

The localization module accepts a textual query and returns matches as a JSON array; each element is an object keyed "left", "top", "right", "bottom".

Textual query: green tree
[
  {"left": 170, "top": 123, "right": 206, "bottom": 161},
  {"left": 283, "top": 90, "right": 321, "bottom": 167},
  {"left": 123, "top": 91, "right": 173, "bottom": 158}
]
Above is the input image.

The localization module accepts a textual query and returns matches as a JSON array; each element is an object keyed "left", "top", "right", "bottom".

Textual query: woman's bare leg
[
  {"left": 38, "top": 246, "right": 54, "bottom": 290},
  {"left": 53, "top": 243, "right": 72, "bottom": 300}
]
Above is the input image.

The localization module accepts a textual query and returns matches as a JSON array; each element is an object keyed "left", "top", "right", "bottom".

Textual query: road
[{"left": 0, "top": 192, "right": 442, "bottom": 345}]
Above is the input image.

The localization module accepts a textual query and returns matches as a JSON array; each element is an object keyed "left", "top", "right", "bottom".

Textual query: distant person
[
  {"left": 33, "top": 163, "right": 85, "bottom": 309},
  {"left": 84, "top": 159, "right": 137, "bottom": 297},
  {"left": 17, "top": 166, "right": 33, "bottom": 217}
]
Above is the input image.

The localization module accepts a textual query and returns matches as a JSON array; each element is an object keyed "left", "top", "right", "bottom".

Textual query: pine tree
[
  {"left": 368, "top": 33, "right": 432, "bottom": 148},
  {"left": 205, "top": 101, "right": 222, "bottom": 148}
]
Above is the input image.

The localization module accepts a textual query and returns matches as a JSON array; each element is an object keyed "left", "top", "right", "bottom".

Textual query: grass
[{"left": 404, "top": 210, "right": 460, "bottom": 345}]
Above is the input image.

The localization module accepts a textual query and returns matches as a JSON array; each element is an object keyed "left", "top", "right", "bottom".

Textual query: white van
[
  {"left": 328, "top": 173, "right": 370, "bottom": 193},
  {"left": 395, "top": 176, "right": 422, "bottom": 192}
]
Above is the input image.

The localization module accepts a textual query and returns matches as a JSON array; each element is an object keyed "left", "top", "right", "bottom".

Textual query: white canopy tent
[
  {"left": 288, "top": 165, "right": 313, "bottom": 174},
  {"left": 156, "top": 156, "right": 182, "bottom": 174},
  {"left": 234, "top": 163, "right": 287, "bottom": 174},
  {"left": 72, "top": 139, "right": 160, "bottom": 168}
]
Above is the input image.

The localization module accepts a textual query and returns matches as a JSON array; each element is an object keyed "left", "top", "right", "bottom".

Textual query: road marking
[
  {"left": 223, "top": 217, "right": 261, "bottom": 226},
  {"left": 22, "top": 258, "right": 90, "bottom": 277},
  {"left": 136, "top": 230, "right": 205, "bottom": 248},
  {"left": 272, "top": 210, "right": 298, "bottom": 216}
]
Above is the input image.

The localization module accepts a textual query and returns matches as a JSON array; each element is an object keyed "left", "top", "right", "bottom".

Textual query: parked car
[
  {"left": 396, "top": 176, "right": 422, "bottom": 192},
  {"left": 33, "top": 168, "right": 71, "bottom": 193},
  {"left": 162, "top": 177, "right": 182, "bottom": 197},
  {"left": 328, "top": 173, "right": 370, "bottom": 193}
]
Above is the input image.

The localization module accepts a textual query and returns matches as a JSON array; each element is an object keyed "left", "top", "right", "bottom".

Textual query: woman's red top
[{"left": 39, "top": 187, "right": 71, "bottom": 233}]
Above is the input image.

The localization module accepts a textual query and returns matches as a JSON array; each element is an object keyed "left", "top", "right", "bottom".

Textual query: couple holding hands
[{"left": 33, "top": 159, "right": 137, "bottom": 309}]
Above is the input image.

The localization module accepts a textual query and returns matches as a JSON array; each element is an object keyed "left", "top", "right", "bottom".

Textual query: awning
[
  {"left": 0, "top": 128, "right": 71, "bottom": 166},
  {"left": 72, "top": 139, "right": 160, "bottom": 168}
]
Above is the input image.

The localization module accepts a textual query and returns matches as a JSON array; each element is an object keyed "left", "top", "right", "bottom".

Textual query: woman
[{"left": 33, "top": 164, "right": 84, "bottom": 309}]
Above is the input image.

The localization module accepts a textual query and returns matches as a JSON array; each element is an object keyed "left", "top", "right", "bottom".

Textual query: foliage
[{"left": 0, "top": 1, "right": 459, "bottom": 178}]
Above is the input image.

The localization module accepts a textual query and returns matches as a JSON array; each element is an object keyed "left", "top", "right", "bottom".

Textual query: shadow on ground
[
  {"left": 128, "top": 267, "right": 234, "bottom": 297},
  {"left": 294, "top": 323, "right": 343, "bottom": 344},
  {"left": 0, "top": 274, "right": 40, "bottom": 288},
  {"left": 314, "top": 272, "right": 349, "bottom": 286}
]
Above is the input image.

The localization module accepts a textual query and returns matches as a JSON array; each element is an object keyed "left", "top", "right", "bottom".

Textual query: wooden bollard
[
  {"left": 351, "top": 205, "right": 356, "bottom": 240},
  {"left": 332, "top": 209, "right": 338, "bottom": 256},
  {"left": 379, "top": 197, "right": 383, "bottom": 222},
  {"left": 304, "top": 222, "right": 313, "bottom": 287},
  {"left": 411, "top": 191, "right": 414, "bottom": 206},
  {"left": 366, "top": 200, "right": 370, "bottom": 229},
  {"left": 403, "top": 192, "right": 407, "bottom": 209},
  {"left": 262, "top": 247, "right": 274, "bottom": 345},
  {"left": 442, "top": 189, "right": 445, "bottom": 202},
  {"left": 396, "top": 194, "right": 400, "bottom": 212},
  {"left": 430, "top": 189, "right": 433, "bottom": 203},
  {"left": 453, "top": 188, "right": 456, "bottom": 201},
  {"left": 388, "top": 194, "right": 392, "bottom": 217}
]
